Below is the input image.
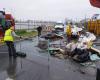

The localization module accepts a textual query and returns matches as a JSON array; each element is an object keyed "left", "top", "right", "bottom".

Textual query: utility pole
[
  {"left": 20, "top": 19, "right": 21, "bottom": 30},
  {"left": 85, "top": 14, "right": 87, "bottom": 30},
  {"left": 28, "top": 20, "right": 29, "bottom": 31}
]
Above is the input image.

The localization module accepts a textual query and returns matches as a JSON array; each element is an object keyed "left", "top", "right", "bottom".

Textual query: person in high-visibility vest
[
  {"left": 4, "top": 26, "right": 20, "bottom": 58},
  {"left": 66, "top": 24, "right": 72, "bottom": 36},
  {"left": 66, "top": 23, "right": 72, "bottom": 42}
]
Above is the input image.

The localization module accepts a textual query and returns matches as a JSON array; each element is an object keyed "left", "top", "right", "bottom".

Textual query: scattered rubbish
[
  {"left": 80, "top": 62, "right": 95, "bottom": 67},
  {"left": 90, "top": 47, "right": 100, "bottom": 55},
  {"left": 71, "top": 25, "right": 83, "bottom": 33},
  {"left": 16, "top": 52, "right": 26, "bottom": 58},
  {"left": 36, "top": 24, "right": 100, "bottom": 65},
  {"left": 90, "top": 54, "right": 100, "bottom": 61},
  {"left": 6, "top": 78, "right": 14, "bottom": 80},
  {"left": 37, "top": 39, "right": 48, "bottom": 50},
  {"left": 79, "top": 32, "right": 96, "bottom": 43},
  {"left": 93, "top": 43, "right": 100, "bottom": 46},
  {"left": 41, "top": 32, "right": 63, "bottom": 40}
]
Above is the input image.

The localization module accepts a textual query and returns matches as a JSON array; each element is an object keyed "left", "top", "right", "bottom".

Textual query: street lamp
[{"left": 3, "top": 8, "right": 5, "bottom": 12}]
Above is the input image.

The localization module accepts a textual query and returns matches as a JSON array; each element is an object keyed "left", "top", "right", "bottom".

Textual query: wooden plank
[{"left": 90, "top": 47, "right": 100, "bottom": 55}]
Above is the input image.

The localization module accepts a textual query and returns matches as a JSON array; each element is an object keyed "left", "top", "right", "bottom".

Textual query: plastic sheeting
[
  {"left": 79, "top": 32, "right": 96, "bottom": 43},
  {"left": 90, "top": 54, "right": 100, "bottom": 61},
  {"left": 72, "top": 25, "right": 82, "bottom": 33},
  {"left": 64, "top": 25, "right": 83, "bottom": 34}
]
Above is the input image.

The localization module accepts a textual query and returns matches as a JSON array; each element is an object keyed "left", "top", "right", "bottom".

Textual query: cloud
[{"left": 0, "top": 0, "right": 100, "bottom": 21}]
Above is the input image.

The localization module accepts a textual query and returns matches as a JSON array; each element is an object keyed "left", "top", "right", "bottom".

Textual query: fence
[{"left": 88, "top": 20, "right": 100, "bottom": 35}]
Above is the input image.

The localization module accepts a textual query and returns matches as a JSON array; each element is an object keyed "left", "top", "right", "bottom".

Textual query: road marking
[{"left": 0, "top": 52, "right": 8, "bottom": 53}]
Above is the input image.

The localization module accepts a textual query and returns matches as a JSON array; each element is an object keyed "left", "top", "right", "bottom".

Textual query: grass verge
[{"left": 15, "top": 29, "right": 38, "bottom": 37}]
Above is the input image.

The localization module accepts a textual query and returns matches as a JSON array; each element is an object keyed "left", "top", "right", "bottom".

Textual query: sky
[{"left": 0, "top": 0, "right": 100, "bottom": 21}]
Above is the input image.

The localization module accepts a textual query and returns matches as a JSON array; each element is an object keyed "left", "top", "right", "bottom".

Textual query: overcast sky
[{"left": 0, "top": 0, "right": 100, "bottom": 21}]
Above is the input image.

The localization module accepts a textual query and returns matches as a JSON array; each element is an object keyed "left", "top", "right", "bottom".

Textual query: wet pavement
[{"left": 0, "top": 37, "right": 98, "bottom": 80}]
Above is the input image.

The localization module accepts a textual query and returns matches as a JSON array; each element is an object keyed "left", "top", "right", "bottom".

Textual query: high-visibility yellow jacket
[
  {"left": 66, "top": 25, "right": 72, "bottom": 36},
  {"left": 4, "top": 29, "right": 14, "bottom": 42}
]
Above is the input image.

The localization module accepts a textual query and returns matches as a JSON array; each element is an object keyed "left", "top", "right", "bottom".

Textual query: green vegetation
[{"left": 15, "top": 29, "right": 38, "bottom": 37}]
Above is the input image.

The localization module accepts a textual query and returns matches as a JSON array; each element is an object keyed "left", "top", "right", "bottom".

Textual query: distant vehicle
[
  {"left": 0, "top": 11, "right": 15, "bottom": 40},
  {"left": 55, "top": 22, "right": 64, "bottom": 28},
  {"left": 54, "top": 22, "right": 64, "bottom": 31}
]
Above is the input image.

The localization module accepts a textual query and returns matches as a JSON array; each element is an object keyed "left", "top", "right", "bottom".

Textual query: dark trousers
[
  {"left": 5, "top": 41, "right": 16, "bottom": 57},
  {"left": 38, "top": 31, "right": 41, "bottom": 37}
]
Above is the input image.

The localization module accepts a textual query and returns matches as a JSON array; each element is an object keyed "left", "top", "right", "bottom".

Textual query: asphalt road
[{"left": 0, "top": 37, "right": 98, "bottom": 80}]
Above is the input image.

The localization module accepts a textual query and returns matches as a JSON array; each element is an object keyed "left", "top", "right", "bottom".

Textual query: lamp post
[{"left": 3, "top": 8, "right": 5, "bottom": 12}]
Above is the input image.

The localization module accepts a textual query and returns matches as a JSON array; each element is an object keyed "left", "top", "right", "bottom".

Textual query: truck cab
[{"left": 0, "top": 11, "right": 15, "bottom": 42}]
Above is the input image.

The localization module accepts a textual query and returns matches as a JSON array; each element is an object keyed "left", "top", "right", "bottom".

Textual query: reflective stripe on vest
[{"left": 4, "top": 29, "right": 14, "bottom": 41}]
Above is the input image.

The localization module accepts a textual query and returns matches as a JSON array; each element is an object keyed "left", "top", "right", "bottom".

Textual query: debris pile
[{"left": 37, "top": 24, "right": 100, "bottom": 63}]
